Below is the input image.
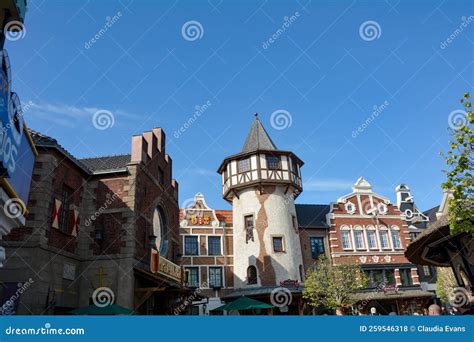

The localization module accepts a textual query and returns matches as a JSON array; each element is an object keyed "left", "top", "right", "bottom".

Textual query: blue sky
[{"left": 8, "top": 0, "right": 473, "bottom": 210}]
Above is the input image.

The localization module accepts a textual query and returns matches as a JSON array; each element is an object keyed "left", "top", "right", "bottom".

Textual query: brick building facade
[
  {"left": 0, "top": 128, "right": 184, "bottom": 314},
  {"left": 179, "top": 193, "right": 233, "bottom": 314}
]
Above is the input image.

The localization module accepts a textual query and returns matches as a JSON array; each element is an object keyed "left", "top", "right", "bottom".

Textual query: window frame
[
  {"left": 366, "top": 229, "right": 378, "bottom": 249},
  {"left": 390, "top": 227, "right": 402, "bottom": 249},
  {"left": 353, "top": 228, "right": 365, "bottom": 250},
  {"left": 238, "top": 158, "right": 251, "bottom": 172},
  {"left": 184, "top": 235, "right": 199, "bottom": 256},
  {"left": 379, "top": 229, "right": 390, "bottom": 249},
  {"left": 310, "top": 236, "right": 325, "bottom": 259},
  {"left": 185, "top": 267, "right": 200, "bottom": 288},
  {"left": 207, "top": 236, "right": 222, "bottom": 256},
  {"left": 272, "top": 236, "right": 285, "bottom": 253},
  {"left": 59, "top": 185, "right": 73, "bottom": 233},
  {"left": 266, "top": 155, "right": 281, "bottom": 170},
  {"left": 247, "top": 265, "right": 258, "bottom": 285},
  {"left": 399, "top": 268, "right": 413, "bottom": 287},
  {"left": 340, "top": 228, "right": 352, "bottom": 250},
  {"left": 208, "top": 266, "right": 223, "bottom": 288}
]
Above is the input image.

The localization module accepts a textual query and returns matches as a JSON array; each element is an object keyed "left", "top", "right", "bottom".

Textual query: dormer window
[
  {"left": 266, "top": 155, "right": 281, "bottom": 170},
  {"left": 238, "top": 158, "right": 251, "bottom": 172}
]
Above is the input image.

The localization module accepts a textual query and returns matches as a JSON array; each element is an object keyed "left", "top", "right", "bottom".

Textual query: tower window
[
  {"left": 291, "top": 159, "right": 298, "bottom": 174},
  {"left": 244, "top": 215, "right": 254, "bottom": 243},
  {"left": 238, "top": 158, "right": 251, "bottom": 172},
  {"left": 247, "top": 266, "right": 257, "bottom": 285},
  {"left": 266, "top": 155, "right": 281, "bottom": 170},
  {"left": 272, "top": 236, "right": 284, "bottom": 253}
]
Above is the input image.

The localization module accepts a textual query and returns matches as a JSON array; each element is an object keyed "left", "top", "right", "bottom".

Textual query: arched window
[
  {"left": 153, "top": 206, "right": 168, "bottom": 255},
  {"left": 247, "top": 266, "right": 257, "bottom": 285}
]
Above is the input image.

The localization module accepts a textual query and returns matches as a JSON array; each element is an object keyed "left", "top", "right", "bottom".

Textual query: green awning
[
  {"left": 71, "top": 304, "right": 134, "bottom": 315},
  {"left": 212, "top": 296, "right": 273, "bottom": 312}
]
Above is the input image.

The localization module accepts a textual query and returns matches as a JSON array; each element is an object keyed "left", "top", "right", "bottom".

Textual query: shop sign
[
  {"left": 280, "top": 279, "right": 299, "bottom": 288},
  {"left": 150, "top": 249, "right": 182, "bottom": 283}
]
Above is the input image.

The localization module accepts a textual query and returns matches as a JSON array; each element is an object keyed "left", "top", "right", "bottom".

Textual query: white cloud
[
  {"left": 304, "top": 178, "right": 353, "bottom": 192},
  {"left": 25, "top": 101, "right": 140, "bottom": 126}
]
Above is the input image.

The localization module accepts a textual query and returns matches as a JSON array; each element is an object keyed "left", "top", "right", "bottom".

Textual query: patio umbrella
[
  {"left": 71, "top": 304, "right": 134, "bottom": 315},
  {"left": 212, "top": 296, "right": 273, "bottom": 312}
]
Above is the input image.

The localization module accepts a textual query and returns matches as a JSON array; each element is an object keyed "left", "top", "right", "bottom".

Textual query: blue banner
[{"left": 0, "top": 316, "right": 472, "bottom": 342}]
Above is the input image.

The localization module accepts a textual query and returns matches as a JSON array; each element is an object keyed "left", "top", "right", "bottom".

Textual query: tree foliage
[
  {"left": 436, "top": 267, "right": 457, "bottom": 304},
  {"left": 302, "top": 258, "right": 367, "bottom": 310},
  {"left": 442, "top": 92, "right": 473, "bottom": 234}
]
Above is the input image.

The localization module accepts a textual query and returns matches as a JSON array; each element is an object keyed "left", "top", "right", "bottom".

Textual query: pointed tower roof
[{"left": 241, "top": 113, "right": 277, "bottom": 153}]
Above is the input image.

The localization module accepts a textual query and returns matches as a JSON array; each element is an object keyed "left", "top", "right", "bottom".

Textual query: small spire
[{"left": 241, "top": 114, "right": 277, "bottom": 152}]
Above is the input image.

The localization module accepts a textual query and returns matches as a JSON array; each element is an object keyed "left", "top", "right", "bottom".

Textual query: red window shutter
[{"left": 51, "top": 199, "right": 62, "bottom": 229}]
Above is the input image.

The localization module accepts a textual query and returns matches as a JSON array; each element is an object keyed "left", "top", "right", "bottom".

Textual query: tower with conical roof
[{"left": 217, "top": 114, "right": 305, "bottom": 288}]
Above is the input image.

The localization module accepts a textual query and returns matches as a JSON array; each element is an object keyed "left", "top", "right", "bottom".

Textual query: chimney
[
  {"left": 153, "top": 128, "right": 166, "bottom": 155},
  {"left": 131, "top": 135, "right": 148, "bottom": 163},
  {"left": 143, "top": 131, "right": 158, "bottom": 159}
]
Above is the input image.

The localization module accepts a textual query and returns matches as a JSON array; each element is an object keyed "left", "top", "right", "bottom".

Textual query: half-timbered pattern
[
  {"left": 216, "top": 115, "right": 306, "bottom": 314},
  {"left": 218, "top": 115, "right": 303, "bottom": 203}
]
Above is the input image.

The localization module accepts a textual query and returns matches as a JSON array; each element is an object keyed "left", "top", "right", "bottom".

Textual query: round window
[{"left": 153, "top": 207, "right": 168, "bottom": 255}]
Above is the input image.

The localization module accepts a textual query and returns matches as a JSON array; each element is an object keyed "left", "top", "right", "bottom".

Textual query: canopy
[
  {"left": 212, "top": 296, "right": 273, "bottom": 312},
  {"left": 71, "top": 304, "right": 134, "bottom": 315}
]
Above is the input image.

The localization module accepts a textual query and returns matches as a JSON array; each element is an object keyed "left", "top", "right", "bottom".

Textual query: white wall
[{"left": 232, "top": 186, "right": 304, "bottom": 288}]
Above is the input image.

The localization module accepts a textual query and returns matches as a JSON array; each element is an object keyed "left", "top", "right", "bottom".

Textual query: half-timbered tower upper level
[{"left": 217, "top": 114, "right": 304, "bottom": 202}]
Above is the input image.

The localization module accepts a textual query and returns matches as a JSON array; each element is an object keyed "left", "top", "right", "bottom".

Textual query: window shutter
[
  {"left": 71, "top": 209, "right": 80, "bottom": 237},
  {"left": 51, "top": 199, "right": 62, "bottom": 229}
]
